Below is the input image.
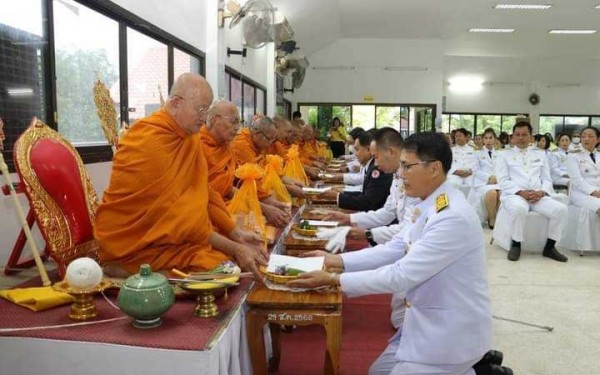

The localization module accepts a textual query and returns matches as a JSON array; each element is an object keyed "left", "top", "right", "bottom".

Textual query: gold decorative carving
[{"left": 14, "top": 119, "right": 99, "bottom": 273}]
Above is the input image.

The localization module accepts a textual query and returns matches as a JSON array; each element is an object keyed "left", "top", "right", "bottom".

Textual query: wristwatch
[{"left": 365, "top": 230, "right": 377, "bottom": 247}]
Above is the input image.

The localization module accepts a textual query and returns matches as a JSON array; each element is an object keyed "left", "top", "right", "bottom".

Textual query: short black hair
[
  {"left": 349, "top": 127, "right": 365, "bottom": 140},
  {"left": 513, "top": 121, "right": 532, "bottom": 134},
  {"left": 403, "top": 132, "right": 452, "bottom": 174},
  {"left": 482, "top": 128, "right": 497, "bottom": 138},
  {"left": 292, "top": 111, "right": 301, "bottom": 119},
  {"left": 538, "top": 134, "right": 551, "bottom": 150},
  {"left": 582, "top": 126, "right": 600, "bottom": 139},
  {"left": 357, "top": 131, "right": 373, "bottom": 147},
  {"left": 374, "top": 127, "right": 403, "bottom": 149},
  {"left": 455, "top": 128, "right": 469, "bottom": 137}
]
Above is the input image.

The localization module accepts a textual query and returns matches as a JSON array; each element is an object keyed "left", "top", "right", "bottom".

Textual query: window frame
[
  {"left": 1, "top": 0, "right": 206, "bottom": 171},
  {"left": 225, "top": 66, "right": 267, "bottom": 124},
  {"left": 441, "top": 112, "right": 523, "bottom": 135}
]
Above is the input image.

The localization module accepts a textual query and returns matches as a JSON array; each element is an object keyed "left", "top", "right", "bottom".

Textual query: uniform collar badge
[
  {"left": 371, "top": 169, "right": 380, "bottom": 179},
  {"left": 435, "top": 193, "right": 449, "bottom": 213}
]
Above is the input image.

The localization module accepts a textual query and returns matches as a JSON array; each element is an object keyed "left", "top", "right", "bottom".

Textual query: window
[
  {"left": 540, "top": 115, "right": 592, "bottom": 137},
  {"left": 299, "top": 103, "right": 436, "bottom": 140},
  {"left": 442, "top": 113, "right": 521, "bottom": 136},
  {"left": 225, "top": 67, "right": 267, "bottom": 125},
  {"left": 0, "top": 0, "right": 49, "bottom": 168},
  {"left": 173, "top": 48, "right": 201, "bottom": 80},
  {"left": 352, "top": 105, "right": 375, "bottom": 130},
  {"left": 243, "top": 82, "right": 255, "bottom": 124},
  {"left": 1, "top": 0, "right": 205, "bottom": 169},
  {"left": 230, "top": 75, "right": 242, "bottom": 116},
  {"left": 256, "top": 88, "right": 265, "bottom": 115},
  {"left": 592, "top": 117, "right": 600, "bottom": 127},
  {"left": 54, "top": 0, "right": 119, "bottom": 145},
  {"left": 127, "top": 27, "right": 168, "bottom": 124}
]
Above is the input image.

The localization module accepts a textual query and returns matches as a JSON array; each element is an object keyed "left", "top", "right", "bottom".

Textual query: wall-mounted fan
[
  {"left": 276, "top": 52, "right": 309, "bottom": 89},
  {"left": 229, "top": 0, "right": 274, "bottom": 49}
]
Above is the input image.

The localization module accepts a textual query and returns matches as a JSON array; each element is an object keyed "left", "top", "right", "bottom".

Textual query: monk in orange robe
[
  {"left": 200, "top": 100, "right": 240, "bottom": 200},
  {"left": 269, "top": 116, "right": 292, "bottom": 158},
  {"left": 231, "top": 117, "right": 292, "bottom": 227},
  {"left": 95, "top": 73, "right": 266, "bottom": 277}
]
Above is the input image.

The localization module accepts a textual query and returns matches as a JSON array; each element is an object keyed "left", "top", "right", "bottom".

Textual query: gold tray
[
  {"left": 292, "top": 224, "right": 318, "bottom": 237},
  {"left": 259, "top": 265, "right": 299, "bottom": 284}
]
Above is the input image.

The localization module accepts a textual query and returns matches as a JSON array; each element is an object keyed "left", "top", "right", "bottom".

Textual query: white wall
[{"left": 293, "top": 38, "right": 445, "bottom": 115}]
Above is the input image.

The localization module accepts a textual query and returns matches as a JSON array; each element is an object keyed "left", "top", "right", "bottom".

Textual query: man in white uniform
[
  {"left": 291, "top": 132, "right": 510, "bottom": 375},
  {"left": 448, "top": 128, "right": 476, "bottom": 196},
  {"left": 496, "top": 121, "right": 568, "bottom": 262}
]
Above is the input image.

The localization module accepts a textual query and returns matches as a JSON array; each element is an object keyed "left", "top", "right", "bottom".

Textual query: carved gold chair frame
[{"left": 14, "top": 119, "right": 100, "bottom": 276}]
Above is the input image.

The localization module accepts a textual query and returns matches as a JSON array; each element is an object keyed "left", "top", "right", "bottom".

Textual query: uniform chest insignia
[
  {"left": 410, "top": 207, "right": 422, "bottom": 223},
  {"left": 435, "top": 193, "right": 449, "bottom": 213},
  {"left": 371, "top": 169, "right": 380, "bottom": 179}
]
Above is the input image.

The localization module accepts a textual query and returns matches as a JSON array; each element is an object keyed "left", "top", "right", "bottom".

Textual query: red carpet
[{"left": 273, "top": 294, "right": 395, "bottom": 375}]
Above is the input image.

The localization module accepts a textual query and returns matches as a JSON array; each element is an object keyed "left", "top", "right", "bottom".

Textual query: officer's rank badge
[{"left": 435, "top": 193, "right": 449, "bottom": 213}]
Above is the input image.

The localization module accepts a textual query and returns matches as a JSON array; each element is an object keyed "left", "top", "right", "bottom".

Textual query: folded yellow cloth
[{"left": 0, "top": 287, "right": 74, "bottom": 312}]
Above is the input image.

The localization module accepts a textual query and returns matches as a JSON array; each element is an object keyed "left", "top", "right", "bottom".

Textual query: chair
[
  {"left": 559, "top": 205, "right": 600, "bottom": 255},
  {"left": 13, "top": 119, "right": 99, "bottom": 276}
]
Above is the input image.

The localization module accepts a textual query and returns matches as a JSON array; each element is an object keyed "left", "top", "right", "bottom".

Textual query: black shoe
[
  {"left": 507, "top": 245, "right": 521, "bottom": 261},
  {"left": 473, "top": 361, "right": 513, "bottom": 375},
  {"left": 543, "top": 247, "right": 568, "bottom": 262},
  {"left": 481, "top": 350, "right": 503, "bottom": 366}
]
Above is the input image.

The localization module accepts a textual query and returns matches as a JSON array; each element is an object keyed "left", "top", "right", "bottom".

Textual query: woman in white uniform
[
  {"left": 566, "top": 126, "right": 600, "bottom": 215},
  {"left": 471, "top": 128, "right": 501, "bottom": 228},
  {"left": 549, "top": 133, "right": 570, "bottom": 187}
]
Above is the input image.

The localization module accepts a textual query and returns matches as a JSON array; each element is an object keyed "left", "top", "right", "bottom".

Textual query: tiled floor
[{"left": 1, "top": 228, "right": 598, "bottom": 375}]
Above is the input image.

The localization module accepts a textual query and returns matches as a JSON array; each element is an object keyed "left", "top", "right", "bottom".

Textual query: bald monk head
[
  {"left": 301, "top": 124, "right": 316, "bottom": 142},
  {"left": 287, "top": 121, "right": 302, "bottom": 144},
  {"left": 250, "top": 116, "right": 278, "bottom": 152},
  {"left": 272, "top": 115, "right": 293, "bottom": 143},
  {"left": 206, "top": 99, "right": 241, "bottom": 145},
  {"left": 166, "top": 73, "right": 213, "bottom": 134}
]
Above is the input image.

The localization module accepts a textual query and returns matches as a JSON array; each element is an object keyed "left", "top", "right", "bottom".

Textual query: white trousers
[
  {"left": 369, "top": 339, "right": 478, "bottom": 375},
  {"left": 501, "top": 195, "right": 567, "bottom": 242}
]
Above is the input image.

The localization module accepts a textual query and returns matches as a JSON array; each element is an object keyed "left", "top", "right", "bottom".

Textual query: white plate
[{"left": 306, "top": 220, "right": 338, "bottom": 227}]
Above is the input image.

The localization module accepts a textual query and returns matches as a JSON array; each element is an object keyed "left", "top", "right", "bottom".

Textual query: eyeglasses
[
  {"left": 173, "top": 95, "right": 209, "bottom": 115},
  {"left": 400, "top": 160, "right": 436, "bottom": 172},
  {"left": 215, "top": 114, "right": 241, "bottom": 125},
  {"left": 257, "top": 129, "right": 277, "bottom": 143}
]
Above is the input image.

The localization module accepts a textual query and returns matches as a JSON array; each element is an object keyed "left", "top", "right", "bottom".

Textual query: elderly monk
[
  {"left": 200, "top": 99, "right": 240, "bottom": 199},
  {"left": 270, "top": 115, "right": 293, "bottom": 158},
  {"left": 231, "top": 116, "right": 292, "bottom": 227},
  {"left": 95, "top": 73, "right": 266, "bottom": 278}
]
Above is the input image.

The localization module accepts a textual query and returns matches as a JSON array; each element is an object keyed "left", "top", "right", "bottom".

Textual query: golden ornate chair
[{"left": 13, "top": 119, "right": 100, "bottom": 276}]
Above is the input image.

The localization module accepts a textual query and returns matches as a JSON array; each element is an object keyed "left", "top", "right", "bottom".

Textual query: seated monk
[
  {"left": 231, "top": 116, "right": 292, "bottom": 227},
  {"left": 94, "top": 73, "right": 266, "bottom": 278},
  {"left": 200, "top": 99, "right": 240, "bottom": 200},
  {"left": 268, "top": 116, "right": 307, "bottom": 199},
  {"left": 300, "top": 124, "right": 327, "bottom": 170}
]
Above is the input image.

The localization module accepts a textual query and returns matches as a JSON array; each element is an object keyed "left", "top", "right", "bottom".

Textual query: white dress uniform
[
  {"left": 548, "top": 148, "right": 570, "bottom": 186},
  {"left": 566, "top": 149, "right": 600, "bottom": 212},
  {"left": 342, "top": 159, "right": 371, "bottom": 192},
  {"left": 448, "top": 144, "right": 476, "bottom": 194},
  {"left": 496, "top": 147, "right": 568, "bottom": 243},
  {"left": 472, "top": 147, "right": 500, "bottom": 195},
  {"left": 340, "top": 181, "right": 492, "bottom": 375},
  {"left": 350, "top": 171, "right": 421, "bottom": 245}
]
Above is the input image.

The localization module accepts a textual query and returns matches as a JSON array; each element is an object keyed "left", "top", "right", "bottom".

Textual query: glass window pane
[
  {"left": 173, "top": 48, "right": 200, "bottom": 79},
  {"left": 413, "top": 107, "right": 433, "bottom": 133},
  {"left": 256, "top": 88, "right": 265, "bottom": 115},
  {"left": 231, "top": 76, "right": 242, "bottom": 116},
  {"left": 352, "top": 105, "right": 375, "bottom": 130},
  {"left": 243, "top": 82, "right": 255, "bottom": 125},
  {"left": 127, "top": 27, "right": 167, "bottom": 124},
  {"left": 400, "top": 107, "right": 409, "bottom": 138},
  {"left": 224, "top": 71, "right": 230, "bottom": 101},
  {"left": 501, "top": 115, "right": 518, "bottom": 133},
  {"left": 591, "top": 117, "right": 600, "bottom": 127},
  {"left": 449, "top": 114, "right": 475, "bottom": 134},
  {"left": 0, "top": 0, "right": 48, "bottom": 162},
  {"left": 376, "top": 106, "right": 400, "bottom": 129},
  {"left": 300, "top": 106, "right": 318, "bottom": 125},
  {"left": 54, "top": 0, "right": 119, "bottom": 145},
  {"left": 563, "top": 116, "right": 589, "bottom": 137},
  {"left": 442, "top": 114, "right": 451, "bottom": 133},
  {"left": 477, "top": 115, "right": 501, "bottom": 137},
  {"left": 539, "top": 116, "right": 563, "bottom": 137}
]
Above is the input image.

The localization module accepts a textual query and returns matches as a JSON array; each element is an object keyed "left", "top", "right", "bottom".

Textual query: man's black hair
[
  {"left": 349, "top": 127, "right": 366, "bottom": 140},
  {"left": 403, "top": 132, "right": 452, "bottom": 174},
  {"left": 357, "top": 130, "right": 374, "bottom": 147},
  {"left": 374, "top": 127, "right": 403, "bottom": 149},
  {"left": 513, "top": 121, "right": 532, "bottom": 134}
]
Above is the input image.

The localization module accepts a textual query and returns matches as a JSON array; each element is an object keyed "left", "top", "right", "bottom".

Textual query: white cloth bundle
[{"left": 317, "top": 226, "right": 352, "bottom": 254}]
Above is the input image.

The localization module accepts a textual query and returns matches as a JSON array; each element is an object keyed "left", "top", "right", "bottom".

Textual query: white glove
[{"left": 317, "top": 226, "right": 351, "bottom": 254}]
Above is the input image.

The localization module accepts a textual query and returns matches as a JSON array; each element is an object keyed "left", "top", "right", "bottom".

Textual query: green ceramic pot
[{"left": 117, "top": 264, "right": 175, "bottom": 329}]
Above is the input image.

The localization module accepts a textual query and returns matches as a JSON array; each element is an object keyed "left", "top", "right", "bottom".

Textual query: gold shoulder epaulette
[{"left": 435, "top": 193, "right": 449, "bottom": 213}]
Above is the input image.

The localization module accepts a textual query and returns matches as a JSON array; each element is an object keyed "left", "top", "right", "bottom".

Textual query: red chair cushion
[{"left": 29, "top": 139, "right": 93, "bottom": 245}]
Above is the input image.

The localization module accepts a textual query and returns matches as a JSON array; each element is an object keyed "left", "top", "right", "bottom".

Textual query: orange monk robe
[
  {"left": 200, "top": 126, "right": 235, "bottom": 199},
  {"left": 232, "top": 128, "right": 270, "bottom": 199},
  {"left": 94, "top": 109, "right": 235, "bottom": 274},
  {"left": 268, "top": 140, "right": 290, "bottom": 159}
]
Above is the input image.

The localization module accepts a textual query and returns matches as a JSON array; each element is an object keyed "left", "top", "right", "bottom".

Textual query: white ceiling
[{"left": 270, "top": 0, "right": 600, "bottom": 58}]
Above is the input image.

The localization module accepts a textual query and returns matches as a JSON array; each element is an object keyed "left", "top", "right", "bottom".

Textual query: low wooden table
[{"left": 246, "top": 283, "right": 343, "bottom": 375}]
